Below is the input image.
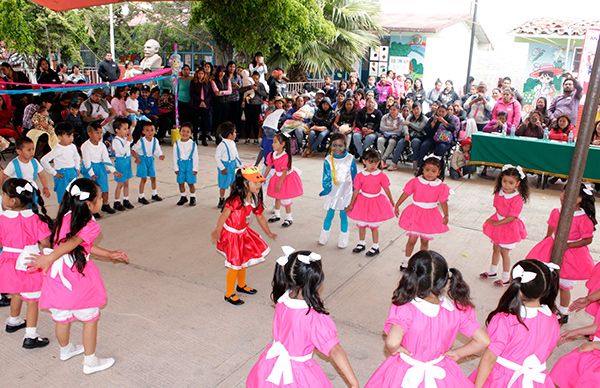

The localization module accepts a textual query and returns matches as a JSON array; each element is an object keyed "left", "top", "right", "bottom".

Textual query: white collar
[
  {"left": 519, "top": 304, "right": 552, "bottom": 318},
  {"left": 278, "top": 290, "right": 308, "bottom": 309},
  {"left": 417, "top": 176, "right": 442, "bottom": 186},
  {"left": 574, "top": 209, "right": 586, "bottom": 217},
  {"left": 272, "top": 150, "right": 286, "bottom": 160},
  {"left": 361, "top": 169, "right": 381, "bottom": 176},
  {"left": 3, "top": 209, "right": 34, "bottom": 218},
  {"left": 499, "top": 190, "right": 519, "bottom": 199},
  {"left": 411, "top": 296, "right": 455, "bottom": 317}
]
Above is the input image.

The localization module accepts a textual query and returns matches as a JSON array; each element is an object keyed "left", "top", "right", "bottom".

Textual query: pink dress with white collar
[
  {"left": 482, "top": 190, "right": 527, "bottom": 249},
  {"left": 246, "top": 291, "right": 340, "bottom": 387},
  {"left": 39, "top": 213, "right": 107, "bottom": 311},
  {"left": 366, "top": 297, "right": 481, "bottom": 388},
  {"left": 0, "top": 209, "right": 50, "bottom": 300},
  {"left": 550, "top": 306, "right": 600, "bottom": 387},
  {"left": 398, "top": 176, "right": 450, "bottom": 239},
  {"left": 266, "top": 151, "right": 304, "bottom": 200},
  {"left": 526, "top": 208, "right": 595, "bottom": 281},
  {"left": 469, "top": 305, "right": 559, "bottom": 387},
  {"left": 346, "top": 169, "right": 395, "bottom": 226}
]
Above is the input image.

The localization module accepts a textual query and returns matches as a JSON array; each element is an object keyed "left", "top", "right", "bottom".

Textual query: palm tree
[{"left": 271, "top": 0, "right": 381, "bottom": 81}]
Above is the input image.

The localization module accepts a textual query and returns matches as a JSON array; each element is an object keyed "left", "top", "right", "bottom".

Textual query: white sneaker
[
  {"left": 83, "top": 356, "right": 115, "bottom": 375},
  {"left": 60, "top": 344, "right": 85, "bottom": 361},
  {"left": 337, "top": 232, "right": 349, "bottom": 248},
  {"left": 318, "top": 230, "right": 330, "bottom": 245}
]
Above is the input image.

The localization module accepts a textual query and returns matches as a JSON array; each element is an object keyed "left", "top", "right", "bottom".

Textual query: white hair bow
[
  {"left": 423, "top": 153, "right": 441, "bottom": 161},
  {"left": 512, "top": 265, "right": 537, "bottom": 283},
  {"left": 276, "top": 246, "right": 322, "bottom": 266},
  {"left": 70, "top": 185, "right": 90, "bottom": 201},
  {"left": 15, "top": 183, "right": 33, "bottom": 195},
  {"left": 544, "top": 262, "right": 560, "bottom": 272},
  {"left": 583, "top": 183, "right": 594, "bottom": 196},
  {"left": 502, "top": 164, "right": 526, "bottom": 180}
]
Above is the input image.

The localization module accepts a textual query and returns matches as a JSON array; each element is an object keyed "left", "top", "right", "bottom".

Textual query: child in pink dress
[
  {"left": 480, "top": 165, "right": 529, "bottom": 287},
  {"left": 0, "top": 178, "right": 52, "bottom": 348},
  {"left": 526, "top": 184, "right": 596, "bottom": 324},
  {"left": 34, "top": 178, "right": 128, "bottom": 375},
  {"left": 395, "top": 155, "right": 450, "bottom": 270},
  {"left": 366, "top": 250, "right": 489, "bottom": 388},
  {"left": 265, "top": 133, "right": 304, "bottom": 228},
  {"left": 346, "top": 148, "right": 395, "bottom": 257},
  {"left": 552, "top": 303, "right": 600, "bottom": 387},
  {"left": 246, "top": 246, "right": 359, "bottom": 388},
  {"left": 472, "top": 259, "right": 560, "bottom": 387}
]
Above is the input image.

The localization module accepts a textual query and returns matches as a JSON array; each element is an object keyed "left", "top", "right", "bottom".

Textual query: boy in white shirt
[
  {"left": 40, "top": 122, "right": 81, "bottom": 203},
  {"left": 81, "top": 122, "right": 121, "bottom": 216},
  {"left": 2, "top": 137, "right": 50, "bottom": 198},
  {"left": 214, "top": 122, "right": 241, "bottom": 209},
  {"left": 133, "top": 122, "right": 164, "bottom": 204},
  {"left": 111, "top": 117, "right": 137, "bottom": 211},
  {"left": 173, "top": 122, "right": 199, "bottom": 207}
]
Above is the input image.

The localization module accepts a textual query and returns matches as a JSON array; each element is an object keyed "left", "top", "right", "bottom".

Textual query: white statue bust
[{"left": 140, "top": 39, "right": 162, "bottom": 70}]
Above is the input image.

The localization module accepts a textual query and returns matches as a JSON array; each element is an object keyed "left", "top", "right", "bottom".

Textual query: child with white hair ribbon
[
  {"left": 472, "top": 259, "right": 560, "bottom": 388},
  {"left": 34, "top": 178, "right": 128, "bottom": 375},
  {"left": 527, "top": 183, "right": 597, "bottom": 325},
  {"left": 246, "top": 246, "right": 359, "bottom": 388},
  {"left": 0, "top": 178, "right": 53, "bottom": 349},
  {"left": 480, "top": 164, "right": 530, "bottom": 287}
]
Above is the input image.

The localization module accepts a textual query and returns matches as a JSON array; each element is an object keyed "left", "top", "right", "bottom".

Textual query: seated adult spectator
[
  {"left": 0, "top": 62, "right": 31, "bottom": 127},
  {"left": 426, "top": 79, "right": 443, "bottom": 105},
  {"left": 377, "top": 104, "right": 408, "bottom": 170},
  {"left": 412, "top": 78, "right": 426, "bottom": 105},
  {"left": 68, "top": 65, "right": 87, "bottom": 83},
  {"left": 376, "top": 73, "right": 393, "bottom": 105},
  {"left": 548, "top": 77, "right": 582, "bottom": 124},
  {"left": 482, "top": 111, "right": 508, "bottom": 134},
  {"left": 364, "top": 75, "right": 378, "bottom": 101},
  {"left": 404, "top": 103, "right": 427, "bottom": 171},
  {"left": 281, "top": 95, "right": 312, "bottom": 150},
  {"left": 57, "top": 63, "right": 68, "bottom": 83},
  {"left": 379, "top": 95, "right": 396, "bottom": 115},
  {"left": 157, "top": 89, "right": 175, "bottom": 141},
  {"left": 332, "top": 91, "right": 346, "bottom": 112},
  {"left": 419, "top": 104, "right": 459, "bottom": 164},
  {"left": 425, "top": 101, "right": 440, "bottom": 119},
  {"left": 28, "top": 103, "right": 57, "bottom": 158},
  {"left": 464, "top": 83, "right": 493, "bottom": 131},
  {"left": 451, "top": 102, "right": 467, "bottom": 123},
  {"left": 0, "top": 94, "right": 20, "bottom": 140},
  {"left": 591, "top": 120, "right": 600, "bottom": 145},
  {"left": 501, "top": 77, "right": 524, "bottom": 104},
  {"left": 549, "top": 114, "right": 574, "bottom": 141},
  {"left": 352, "top": 97, "right": 382, "bottom": 158},
  {"left": 491, "top": 87, "right": 501, "bottom": 104},
  {"left": 332, "top": 98, "right": 356, "bottom": 146},
  {"left": 516, "top": 111, "right": 544, "bottom": 139},
  {"left": 323, "top": 74, "right": 337, "bottom": 100},
  {"left": 532, "top": 97, "right": 551, "bottom": 127},
  {"left": 80, "top": 88, "right": 115, "bottom": 135},
  {"left": 492, "top": 88, "right": 521, "bottom": 130},
  {"left": 353, "top": 89, "right": 366, "bottom": 111},
  {"left": 49, "top": 93, "right": 72, "bottom": 124},
  {"left": 305, "top": 97, "right": 336, "bottom": 157},
  {"left": 35, "top": 58, "right": 60, "bottom": 84},
  {"left": 110, "top": 86, "right": 128, "bottom": 117},
  {"left": 438, "top": 80, "right": 459, "bottom": 105},
  {"left": 22, "top": 94, "right": 53, "bottom": 133}
]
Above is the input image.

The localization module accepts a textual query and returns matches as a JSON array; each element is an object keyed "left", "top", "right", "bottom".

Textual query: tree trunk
[{"left": 286, "top": 63, "right": 308, "bottom": 82}]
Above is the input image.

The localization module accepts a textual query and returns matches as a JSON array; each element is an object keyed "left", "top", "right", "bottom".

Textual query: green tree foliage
[{"left": 191, "top": 0, "right": 336, "bottom": 62}]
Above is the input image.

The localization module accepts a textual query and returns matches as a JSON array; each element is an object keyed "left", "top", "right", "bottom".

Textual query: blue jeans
[
  {"left": 419, "top": 139, "right": 451, "bottom": 166},
  {"left": 309, "top": 129, "right": 330, "bottom": 151},
  {"left": 294, "top": 128, "right": 305, "bottom": 148},
  {"left": 391, "top": 138, "right": 407, "bottom": 164},
  {"left": 411, "top": 138, "right": 424, "bottom": 164},
  {"left": 352, "top": 132, "right": 378, "bottom": 157}
]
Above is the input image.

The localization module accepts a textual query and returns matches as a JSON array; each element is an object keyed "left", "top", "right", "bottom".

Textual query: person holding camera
[{"left": 464, "top": 82, "right": 494, "bottom": 131}]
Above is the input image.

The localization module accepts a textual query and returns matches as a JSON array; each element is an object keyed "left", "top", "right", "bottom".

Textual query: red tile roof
[
  {"left": 513, "top": 19, "right": 600, "bottom": 36},
  {"left": 379, "top": 13, "right": 470, "bottom": 33}
]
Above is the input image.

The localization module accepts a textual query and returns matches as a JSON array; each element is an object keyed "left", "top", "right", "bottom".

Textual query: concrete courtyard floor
[{"left": 1, "top": 142, "right": 598, "bottom": 387}]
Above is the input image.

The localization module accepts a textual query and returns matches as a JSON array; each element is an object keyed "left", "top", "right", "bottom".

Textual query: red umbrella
[{"left": 31, "top": 0, "right": 162, "bottom": 11}]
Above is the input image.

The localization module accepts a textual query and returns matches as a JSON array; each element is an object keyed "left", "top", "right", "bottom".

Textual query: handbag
[{"left": 433, "top": 125, "right": 453, "bottom": 144}]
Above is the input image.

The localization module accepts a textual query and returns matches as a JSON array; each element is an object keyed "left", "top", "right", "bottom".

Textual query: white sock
[
  {"left": 358, "top": 240, "right": 366, "bottom": 246},
  {"left": 285, "top": 212, "right": 293, "bottom": 221},
  {"left": 152, "top": 189, "right": 158, "bottom": 196},
  {"left": 402, "top": 256, "right": 410, "bottom": 266},
  {"left": 558, "top": 305, "right": 569, "bottom": 315},
  {"left": 138, "top": 193, "right": 145, "bottom": 199},
  {"left": 123, "top": 196, "right": 129, "bottom": 201},
  {"left": 24, "top": 327, "right": 37, "bottom": 339},
  {"left": 273, "top": 209, "right": 281, "bottom": 217},
  {"left": 180, "top": 194, "right": 187, "bottom": 198},
  {"left": 190, "top": 193, "right": 196, "bottom": 198},
  {"left": 372, "top": 243, "right": 380, "bottom": 249},
  {"left": 84, "top": 353, "right": 97, "bottom": 365},
  {"left": 6, "top": 316, "right": 23, "bottom": 326},
  {"left": 115, "top": 196, "right": 121, "bottom": 202},
  {"left": 489, "top": 265, "right": 498, "bottom": 275},
  {"left": 502, "top": 272, "right": 510, "bottom": 282}
]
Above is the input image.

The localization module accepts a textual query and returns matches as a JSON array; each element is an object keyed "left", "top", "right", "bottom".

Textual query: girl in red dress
[{"left": 211, "top": 166, "right": 277, "bottom": 306}]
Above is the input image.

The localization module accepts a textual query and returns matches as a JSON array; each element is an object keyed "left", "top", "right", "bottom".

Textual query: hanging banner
[
  {"left": 578, "top": 28, "right": 600, "bottom": 105},
  {"left": 388, "top": 34, "right": 426, "bottom": 79}
]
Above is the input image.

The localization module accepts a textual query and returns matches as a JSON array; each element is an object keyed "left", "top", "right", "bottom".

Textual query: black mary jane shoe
[
  {"left": 281, "top": 220, "right": 293, "bottom": 228},
  {"left": 268, "top": 216, "right": 281, "bottom": 223},
  {"left": 177, "top": 197, "right": 188, "bottom": 206},
  {"left": 352, "top": 244, "right": 366, "bottom": 254},
  {"left": 236, "top": 285, "right": 258, "bottom": 295},
  {"left": 366, "top": 247, "right": 380, "bottom": 257},
  {"left": 0, "top": 294, "right": 10, "bottom": 307},
  {"left": 5, "top": 321, "right": 26, "bottom": 333},
  {"left": 224, "top": 294, "right": 244, "bottom": 306},
  {"left": 557, "top": 314, "right": 569, "bottom": 325},
  {"left": 22, "top": 336, "right": 50, "bottom": 349},
  {"left": 399, "top": 264, "right": 408, "bottom": 272}
]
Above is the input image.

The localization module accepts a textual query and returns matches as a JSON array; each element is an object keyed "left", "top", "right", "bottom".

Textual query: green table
[{"left": 469, "top": 132, "right": 600, "bottom": 182}]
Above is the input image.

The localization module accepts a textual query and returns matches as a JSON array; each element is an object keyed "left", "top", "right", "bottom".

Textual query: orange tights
[{"left": 225, "top": 268, "right": 247, "bottom": 297}]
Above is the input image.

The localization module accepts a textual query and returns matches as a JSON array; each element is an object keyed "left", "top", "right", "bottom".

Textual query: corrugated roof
[
  {"left": 379, "top": 13, "right": 470, "bottom": 33},
  {"left": 513, "top": 19, "right": 600, "bottom": 36}
]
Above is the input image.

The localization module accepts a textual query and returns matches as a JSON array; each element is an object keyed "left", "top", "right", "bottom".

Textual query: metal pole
[
  {"left": 550, "top": 39, "right": 600, "bottom": 265},
  {"left": 465, "top": 0, "right": 478, "bottom": 93},
  {"left": 109, "top": 4, "right": 116, "bottom": 59}
]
